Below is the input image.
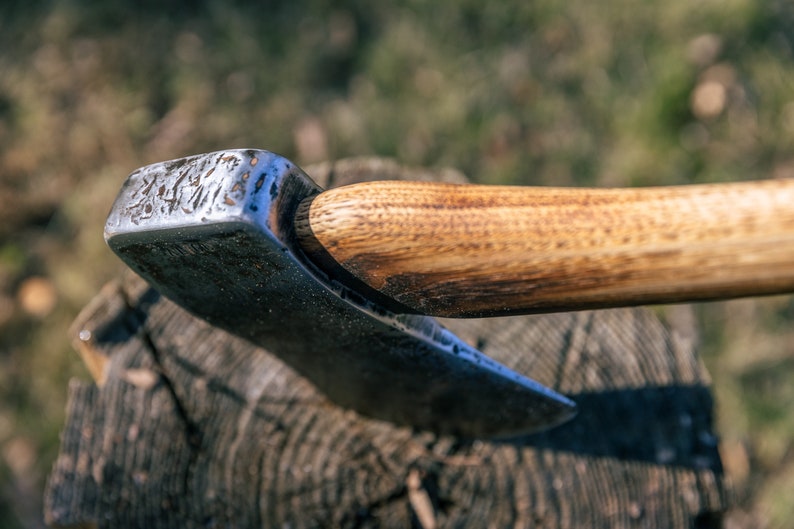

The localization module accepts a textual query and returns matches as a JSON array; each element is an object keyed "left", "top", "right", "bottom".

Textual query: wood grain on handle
[{"left": 294, "top": 179, "right": 794, "bottom": 317}]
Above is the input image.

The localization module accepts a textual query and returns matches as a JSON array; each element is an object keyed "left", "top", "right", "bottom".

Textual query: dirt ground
[{"left": 1, "top": 2, "right": 793, "bottom": 527}]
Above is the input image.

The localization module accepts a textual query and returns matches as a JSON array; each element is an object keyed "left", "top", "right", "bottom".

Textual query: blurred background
[{"left": 1, "top": 0, "right": 793, "bottom": 527}]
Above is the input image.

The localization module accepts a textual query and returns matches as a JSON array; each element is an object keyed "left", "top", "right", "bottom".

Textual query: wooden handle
[{"left": 294, "top": 179, "right": 794, "bottom": 317}]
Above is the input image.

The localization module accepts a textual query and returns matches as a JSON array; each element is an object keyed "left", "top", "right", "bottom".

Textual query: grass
[{"left": 1, "top": 0, "right": 793, "bottom": 526}]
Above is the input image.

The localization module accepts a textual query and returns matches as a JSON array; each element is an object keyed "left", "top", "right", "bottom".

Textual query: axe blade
[{"left": 104, "top": 149, "right": 576, "bottom": 438}]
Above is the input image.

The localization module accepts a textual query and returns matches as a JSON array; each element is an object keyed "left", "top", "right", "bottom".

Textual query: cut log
[{"left": 45, "top": 158, "right": 730, "bottom": 528}]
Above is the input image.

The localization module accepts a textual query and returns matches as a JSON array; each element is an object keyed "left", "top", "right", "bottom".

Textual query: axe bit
[{"left": 105, "top": 149, "right": 576, "bottom": 438}]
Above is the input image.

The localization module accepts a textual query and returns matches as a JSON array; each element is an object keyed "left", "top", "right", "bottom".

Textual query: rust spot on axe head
[{"left": 104, "top": 149, "right": 576, "bottom": 438}]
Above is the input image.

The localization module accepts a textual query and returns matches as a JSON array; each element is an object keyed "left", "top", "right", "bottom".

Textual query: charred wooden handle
[{"left": 294, "top": 179, "right": 794, "bottom": 317}]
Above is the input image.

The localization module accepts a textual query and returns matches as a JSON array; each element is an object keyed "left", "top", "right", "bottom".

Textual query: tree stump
[{"left": 45, "top": 159, "right": 730, "bottom": 528}]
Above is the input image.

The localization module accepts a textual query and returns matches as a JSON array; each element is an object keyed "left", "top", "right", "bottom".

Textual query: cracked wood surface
[{"left": 45, "top": 158, "right": 730, "bottom": 528}]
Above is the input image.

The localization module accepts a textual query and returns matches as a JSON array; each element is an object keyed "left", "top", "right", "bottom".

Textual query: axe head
[{"left": 104, "top": 149, "right": 576, "bottom": 438}]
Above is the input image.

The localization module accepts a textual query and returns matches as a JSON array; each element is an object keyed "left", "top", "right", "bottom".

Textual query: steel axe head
[{"left": 104, "top": 149, "right": 576, "bottom": 438}]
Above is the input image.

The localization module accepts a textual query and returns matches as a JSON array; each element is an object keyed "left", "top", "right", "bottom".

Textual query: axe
[{"left": 105, "top": 149, "right": 794, "bottom": 437}]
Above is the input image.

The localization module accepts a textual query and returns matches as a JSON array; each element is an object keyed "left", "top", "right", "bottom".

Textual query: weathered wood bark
[{"left": 45, "top": 159, "right": 730, "bottom": 528}]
